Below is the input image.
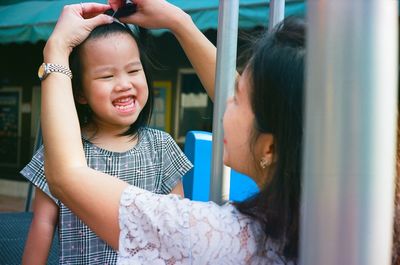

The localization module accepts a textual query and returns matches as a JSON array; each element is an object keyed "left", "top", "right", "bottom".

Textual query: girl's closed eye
[
  {"left": 100, "top": 74, "right": 113, "bottom": 79},
  {"left": 128, "top": 68, "right": 142, "bottom": 75},
  {"left": 93, "top": 72, "right": 114, "bottom": 80}
]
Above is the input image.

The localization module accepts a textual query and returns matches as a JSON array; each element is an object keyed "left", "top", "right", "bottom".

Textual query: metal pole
[
  {"left": 300, "top": 1, "right": 398, "bottom": 265},
  {"left": 210, "top": 0, "right": 239, "bottom": 204},
  {"left": 268, "top": 0, "right": 285, "bottom": 31}
]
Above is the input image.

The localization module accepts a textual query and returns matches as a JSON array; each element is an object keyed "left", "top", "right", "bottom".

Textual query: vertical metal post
[
  {"left": 210, "top": 0, "right": 239, "bottom": 204},
  {"left": 268, "top": 0, "right": 285, "bottom": 31},
  {"left": 300, "top": 1, "right": 398, "bottom": 265}
]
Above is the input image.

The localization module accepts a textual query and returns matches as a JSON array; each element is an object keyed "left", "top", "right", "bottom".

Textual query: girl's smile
[{"left": 113, "top": 96, "right": 136, "bottom": 114}]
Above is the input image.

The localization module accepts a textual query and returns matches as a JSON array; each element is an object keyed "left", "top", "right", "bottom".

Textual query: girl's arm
[
  {"left": 41, "top": 3, "right": 126, "bottom": 250},
  {"left": 22, "top": 188, "right": 58, "bottom": 265},
  {"left": 170, "top": 180, "right": 184, "bottom": 197}
]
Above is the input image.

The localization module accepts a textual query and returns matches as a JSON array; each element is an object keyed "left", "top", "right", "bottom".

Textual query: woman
[{"left": 41, "top": 0, "right": 305, "bottom": 263}]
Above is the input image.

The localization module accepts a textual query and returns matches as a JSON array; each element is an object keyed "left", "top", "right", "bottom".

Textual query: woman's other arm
[
  {"left": 41, "top": 3, "right": 127, "bottom": 249},
  {"left": 115, "top": 0, "right": 218, "bottom": 101}
]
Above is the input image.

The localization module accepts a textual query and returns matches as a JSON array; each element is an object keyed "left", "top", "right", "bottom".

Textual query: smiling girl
[{"left": 21, "top": 21, "right": 192, "bottom": 265}]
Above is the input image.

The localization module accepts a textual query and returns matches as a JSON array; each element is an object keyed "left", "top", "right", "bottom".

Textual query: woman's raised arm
[
  {"left": 41, "top": 3, "right": 127, "bottom": 249},
  {"left": 118, "top": 0, "right": 218, "bottom": 100}
]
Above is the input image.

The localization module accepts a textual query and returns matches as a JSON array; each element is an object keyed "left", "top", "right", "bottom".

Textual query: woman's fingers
[
  {"left": 86, "top": 14, "right": 114, "bottom": 29},
  {"left": 78, "top": 2, "right": 114, "bottom": 26},
  {"left": 108, "top": 0, "right": 124, "bottom": 11},
  {"left": 49, "top": 3, "right": 113, "bottom": 55},
  {"left": 80, "top": 2, "right": 111, "bottom": 18},
  {"left": 117, "top": 0, "right": 182, "bottom": 30}
]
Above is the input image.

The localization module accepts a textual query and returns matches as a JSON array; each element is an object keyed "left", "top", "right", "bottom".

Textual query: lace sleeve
[{"left": 118, "top": 185, "right": 292, "bottom": 265}]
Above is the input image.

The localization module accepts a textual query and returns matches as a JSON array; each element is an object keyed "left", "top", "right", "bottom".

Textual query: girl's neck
[{"left": 82, "top": 123, "right": 138, "bottom": 153}]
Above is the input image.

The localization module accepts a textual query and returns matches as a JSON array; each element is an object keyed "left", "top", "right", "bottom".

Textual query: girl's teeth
[
  {"left": 116, "top": 98, "right": 130, "bottom": 103},
  {"left": 113, "top": 97, "right": 134, "bottom": 107},
  {"left": 115, "top": 101, "right": 134, "bottom": 110}
]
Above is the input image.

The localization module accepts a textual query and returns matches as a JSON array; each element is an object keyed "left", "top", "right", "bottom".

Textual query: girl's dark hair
[
  {"left": 235, "top": 17, "right": 306, "bottom": 261},
  {"left": 69, "top": 22, "right": 153, "bottom": 137}
]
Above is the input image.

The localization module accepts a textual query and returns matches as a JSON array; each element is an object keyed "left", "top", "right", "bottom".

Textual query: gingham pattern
[{"left": 20, "top": 127, "right": 192, "bottom": 265}]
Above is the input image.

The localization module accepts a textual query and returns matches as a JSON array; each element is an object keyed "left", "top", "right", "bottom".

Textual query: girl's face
[{"left": 78, "top": 33, "right": 148, "bottom": 132}]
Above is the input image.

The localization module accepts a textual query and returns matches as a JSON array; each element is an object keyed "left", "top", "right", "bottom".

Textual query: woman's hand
[
  {"left": 44, "top": 3, "right": 113, "bottom": 62},
  {"left": 109, "top": 0, "right": 189, "bottom": 33}
]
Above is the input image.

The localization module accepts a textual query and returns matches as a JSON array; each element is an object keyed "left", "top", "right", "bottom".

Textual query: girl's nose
[{"left": 115, "top": 75, "right": 132, "bottom": 92}]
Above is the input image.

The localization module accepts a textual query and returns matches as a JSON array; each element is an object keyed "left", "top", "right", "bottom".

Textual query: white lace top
[{"left": 118, "top": 186, "right": 294, "bottom": 265}]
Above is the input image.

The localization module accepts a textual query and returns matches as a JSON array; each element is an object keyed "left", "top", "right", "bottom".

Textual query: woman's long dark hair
[
  {"left": 69, "top": 22, "right": 154, "bottom": 137},
  {"left": 235, "top": 17, "right": 306, "bottom": 261}
]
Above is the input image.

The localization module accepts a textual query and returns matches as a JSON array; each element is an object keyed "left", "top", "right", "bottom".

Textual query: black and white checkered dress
[{"left": 20, "top": 127, "right": 193, "bottom": 265}]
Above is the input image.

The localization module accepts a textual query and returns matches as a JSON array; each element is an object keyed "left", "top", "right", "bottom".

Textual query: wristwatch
[{"left": 38, "top": 63, "right": 73, "bottom": 81}]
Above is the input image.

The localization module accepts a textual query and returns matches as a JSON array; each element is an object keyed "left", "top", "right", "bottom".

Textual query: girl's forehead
[
  {"left": 80, "top": 33, "right": 139, "bottom": 56},
  {"left": 85, "top": 31, "right": 136, "bottom": 46}
]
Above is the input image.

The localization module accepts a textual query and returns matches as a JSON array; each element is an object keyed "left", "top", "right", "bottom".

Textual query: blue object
[
  {"left": 229, "top": 170, "right": 258, "bottom": 202},
  {"left": 183, "top": 131, "right": 258, "bottom": 202}
]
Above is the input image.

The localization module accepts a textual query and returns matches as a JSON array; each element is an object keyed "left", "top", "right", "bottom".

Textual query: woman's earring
[{"left": 260, "top": 158, "right": 270, "bottom": 169}]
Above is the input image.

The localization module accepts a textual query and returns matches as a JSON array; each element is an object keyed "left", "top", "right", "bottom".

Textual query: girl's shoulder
[
  {"left": 140, "top": 127, "right": 171, "bottom": 137},
  {"left": 139, "top": 127, "right": 174, "bottom": 145}
]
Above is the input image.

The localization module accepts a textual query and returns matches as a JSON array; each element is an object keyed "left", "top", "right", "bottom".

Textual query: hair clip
[{"left": 104, "top": 0, "right": 137, "bottom": 19}]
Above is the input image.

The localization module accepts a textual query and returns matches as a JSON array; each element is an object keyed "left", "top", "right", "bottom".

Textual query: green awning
[{"left": 0, "top": 0, "right": 305, "bottom": 44}]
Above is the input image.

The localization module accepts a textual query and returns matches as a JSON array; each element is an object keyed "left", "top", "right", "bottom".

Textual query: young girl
[{"left": 21, "top": 21, "right": 192, "bottom": 264}]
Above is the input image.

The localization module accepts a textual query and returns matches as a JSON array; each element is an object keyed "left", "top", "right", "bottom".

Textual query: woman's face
[
  {"left": 78, "top": 32, "right": 148, "bottom": 132},
  {"left": 223, "top": 68, "right": 257, "bottom": 178}
]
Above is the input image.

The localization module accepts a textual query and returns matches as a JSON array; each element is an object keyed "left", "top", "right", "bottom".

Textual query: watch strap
[{"left": 41, "top": 63, "right": 73, "bottom": 80}]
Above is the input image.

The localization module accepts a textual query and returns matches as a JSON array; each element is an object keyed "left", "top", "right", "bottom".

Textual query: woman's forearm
[
  {"left": 41, "top": 41, "right": 128, "bottom": 249},
  {"left": 116, "top": 0, "right": 219, "bottom": 101},
  {"left": 41, "top": 39, "right": 86, "bottom": 175},
  {"left": 170, "top": 14, "right": 217, "bottom": 101},
  {"left": 40, "top": 3, "right": 124, "bottom": 249}
]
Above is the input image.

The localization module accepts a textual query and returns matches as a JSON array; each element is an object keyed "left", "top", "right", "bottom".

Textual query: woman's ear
[
  {"left": 258, "top": 133, "right": 275, "bottom": 165},
  {"left": 76, "top": 94, "right": 88, "bottom": 104},
  {"left": 254, "top": 133, "right": 275, "bottom": 187}
]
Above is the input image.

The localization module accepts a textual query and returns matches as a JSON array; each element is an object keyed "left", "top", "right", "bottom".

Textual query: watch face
[
  {"left": 38, "top": 63, "right": 46, "bottom": 80},
  {"left": 38, "top": 64, "right": 44, "bottom": 78}
]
